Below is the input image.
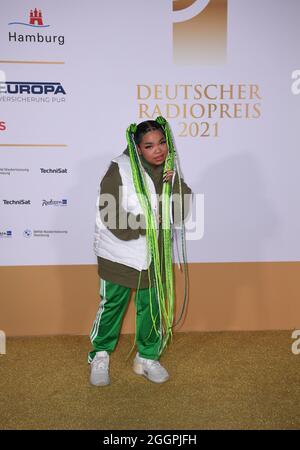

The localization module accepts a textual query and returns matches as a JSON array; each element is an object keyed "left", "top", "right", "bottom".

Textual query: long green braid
[
  {"left": 125, "top": 117, "right": 176, "bottom": 355},
  {"left": 154, "top": 117, "right": 190, "bottom": 331},
  {"left": 157, "top": 117, "right": 189, "bottom": 331}
]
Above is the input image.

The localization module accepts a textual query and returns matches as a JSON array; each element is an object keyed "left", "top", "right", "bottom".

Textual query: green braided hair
[
  {"left": 157, "top": 118, "right": 189, "bottom": 330},
  {"left": 125, "top": 117, "right": 188, "bottom": 356},
  {"left": 155, "top": 117, "right": 189, "bottom": 331}
]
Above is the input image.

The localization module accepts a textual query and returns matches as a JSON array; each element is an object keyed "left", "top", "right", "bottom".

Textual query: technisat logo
[
  {"left": 3, "top": 199, "right": 31, "bottom": 205},
  {"left": 40, "top": 168, "right": 68, "bottom": 174},
  {"left": 172, "top": 0, "right": 227, "bottom": 65}
]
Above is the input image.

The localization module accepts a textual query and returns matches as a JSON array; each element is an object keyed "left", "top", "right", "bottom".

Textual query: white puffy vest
[{"left": 94, "top": 154, "right": 158, "bottom": 271}]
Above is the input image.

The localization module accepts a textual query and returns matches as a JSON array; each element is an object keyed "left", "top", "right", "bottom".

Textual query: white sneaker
[
  {"left": 90, "top": 351, "right": 110, "bottom": 386},
  {"left": 133, "top": 353, "right": 169, "bottom": 383}
]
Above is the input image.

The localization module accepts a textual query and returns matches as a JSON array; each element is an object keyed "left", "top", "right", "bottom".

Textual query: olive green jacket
[{"left": 97, "top": 147, "right": 192, "bottom": 288}]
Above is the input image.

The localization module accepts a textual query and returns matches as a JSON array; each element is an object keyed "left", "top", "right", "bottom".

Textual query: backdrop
[{"left": 1, "top": 0, "right": 300, "bottom": 335}]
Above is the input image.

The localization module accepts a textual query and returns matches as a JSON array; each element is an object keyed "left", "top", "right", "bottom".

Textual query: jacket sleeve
[
  {"left": 171, "top": 172, "right": 193, "bottom": 225},
  {"left": 99, "top": 162, "right": 146, "bottom": 241}
]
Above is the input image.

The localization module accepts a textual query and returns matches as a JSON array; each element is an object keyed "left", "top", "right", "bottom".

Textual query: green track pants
[{"left": 88, "top": 278, "right": 161, "bottom": 363}]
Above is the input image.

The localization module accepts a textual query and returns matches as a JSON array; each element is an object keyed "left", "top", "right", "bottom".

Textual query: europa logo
[
  {"left": 8, "top": 8, "right": 50, "bottom": 28},
  {"left": 172, "top": 0, "right": 227, "bottom": 65},
  {"left": 0, "top": 81, "right": 66, "bottom": 96}
]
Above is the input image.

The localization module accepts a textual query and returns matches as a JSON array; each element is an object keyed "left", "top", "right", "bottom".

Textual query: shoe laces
[
  {"left": 148, "top": 360, "right": 160, "bottom": 367},
  {"left": 93, "top": 355, "right": 108, "bottom": 371},
  {"left": 145, "top": 359, "right": 163, "bottom": 371}
]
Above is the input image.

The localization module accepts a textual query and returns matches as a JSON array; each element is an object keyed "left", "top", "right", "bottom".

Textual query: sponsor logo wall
[{"left": 0, "top": 0, "right": 299, "bottom": 266}]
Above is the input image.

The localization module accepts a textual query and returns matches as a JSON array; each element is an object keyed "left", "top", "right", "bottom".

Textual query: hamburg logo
[
  {"left": 8, "top": 8, "right": 50, "bottom": 28},
  {"left": 172, "top": 0, "right": 227, "bottom": 65},
  {"left": 8, "top": 9, "right": 64, "bottom": 45}
]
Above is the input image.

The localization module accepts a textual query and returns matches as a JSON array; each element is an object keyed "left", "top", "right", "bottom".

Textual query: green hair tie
[
  {"left": 156, "top": 116, "right": 167, "bottom": 126},
  {"left": 127, "top": 123, "right": 137, "bottom": 134}
]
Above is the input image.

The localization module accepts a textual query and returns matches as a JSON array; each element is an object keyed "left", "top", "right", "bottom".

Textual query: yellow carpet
[{"left": 0, "top": 331, "right": 299, "bottom": 429}]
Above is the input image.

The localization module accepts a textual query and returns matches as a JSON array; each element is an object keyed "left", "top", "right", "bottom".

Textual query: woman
[{"left": 88, "top": 117, "right": 192, "bottom": 386}]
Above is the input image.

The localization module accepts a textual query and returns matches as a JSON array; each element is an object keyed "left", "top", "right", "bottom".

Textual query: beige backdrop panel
[{"left": 0, "top": 262, "right": 299, "bottom": 336}]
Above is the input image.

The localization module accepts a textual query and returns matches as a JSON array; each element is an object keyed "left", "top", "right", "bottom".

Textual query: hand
[{"left": 163, "top": 169, "right": 175, "bottom": 183}]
